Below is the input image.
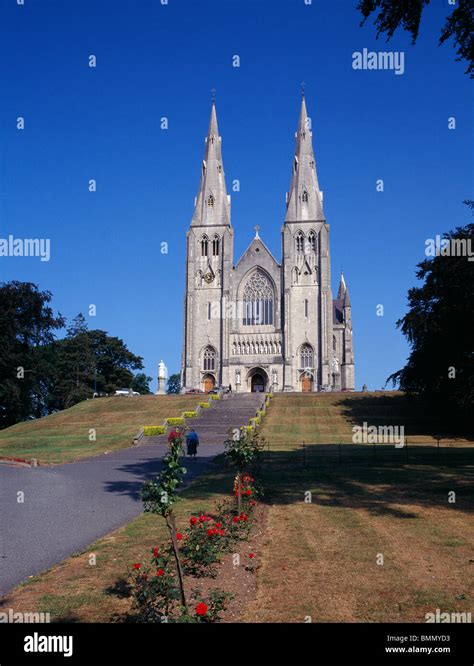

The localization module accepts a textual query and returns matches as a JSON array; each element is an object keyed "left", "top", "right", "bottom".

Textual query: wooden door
[
  {"left": 203, "top": 376, "right": 215, "bottom": 393},
  {"left": 301, "top": 375, "right": 313, "bottom": 392}
]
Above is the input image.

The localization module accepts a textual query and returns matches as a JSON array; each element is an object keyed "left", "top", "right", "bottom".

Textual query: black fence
[{"left": 264, "top": 440, "right": 474, "bottom": 467}]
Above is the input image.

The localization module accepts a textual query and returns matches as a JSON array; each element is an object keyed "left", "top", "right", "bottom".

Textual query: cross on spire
[
  {"left": 254, "top": 224, "right": 260, "bottom": 239},
  {"left": 301, "top": 81, "right": 306, "bottom": 98},
  {"left": 211, "top": 87, "right": 216, "bottom": 103}
]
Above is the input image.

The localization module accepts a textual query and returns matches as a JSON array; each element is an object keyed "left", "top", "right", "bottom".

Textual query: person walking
[
  {"left": 186, "top": 428, "right": 199, "bottom": 457},
  {"left": 228, "top": 383, "right": 232, "bottom": 393}
]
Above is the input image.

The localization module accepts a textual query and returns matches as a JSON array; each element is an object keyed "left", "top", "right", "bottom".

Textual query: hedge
[
  {"left": 199, "top": 402, "right": 210, "bottom": 408},
  {"left": 211, "top": 394, "right": 220, "bottom": 400},
  {"left": 166, "top": 417, "right": 185, "bottom": 426},
  {"left": 183, "top": 411, "right": 198, "bottom": 418},
  {"left": 143, "top": 425, "right": 166, "bottom": 436}
]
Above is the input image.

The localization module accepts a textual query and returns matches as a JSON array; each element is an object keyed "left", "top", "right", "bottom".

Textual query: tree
[
  {"left": 167, "top": 373, "right": 181, "bottom": 394},
  {"left": 388, "top": 203, "right": 474, "bottom": 428},
  {"left": 132, "top": 373, "right": 153, "bottom": 394},
  {"left": 357, "top": 0, "right": 474, "bottom": 76},
  {"left": 0, "top": 281, "right": 65, "bottom": 428}
]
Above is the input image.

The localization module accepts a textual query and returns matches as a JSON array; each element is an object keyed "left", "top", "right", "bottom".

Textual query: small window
[
  {"left": 302, "top": 190, "right": 309, "bottom": 203},
  {"left": 207, "top": 194, "right": 214, "bottom": 207},
  {"left": 309, "top": 231, "right": 316, "bottom": 252},
  {"left": 201, "top": 236, "right": 208, "bottom": 256},
  {"left": 304, "top": 299, "right": 308, "bottom": 318},
  {"left": 296, "top": 232, "right": 304, "bottom": 253},
  {"left": 207, "top": 302, "right": 211, "bottom": 320}
]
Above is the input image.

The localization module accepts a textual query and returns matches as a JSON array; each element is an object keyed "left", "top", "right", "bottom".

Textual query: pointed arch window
[
  {"left": 201, "top": 235, "right": 209, "bottom": 257},
  {"left": 296, "top": 232, "right": 305, "bottom": 253},
  {"left": 212, "top": 235, "right": 220, "bottom": 256},
  {"left": 203, "top": 346, "right": 216, "bottom": 371},
  {"left": 242, "top": 270, "right": 274, "bottom": 326},
  {"left": 207, "top": 194, "right": 214, "bottom": 207},
  {"left": 302, "top": 190, "right": 309, "bottom": 203},
  {"left": 300, "top": 344, "right": 314, "bottom": 369},
  {"left": 308, "top": 230, "right": 316, "bottom": 252}
]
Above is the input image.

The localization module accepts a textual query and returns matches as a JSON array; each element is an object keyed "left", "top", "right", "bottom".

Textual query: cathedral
[{"left": 181, "top": 96, "right": 355, "bottom": 393}]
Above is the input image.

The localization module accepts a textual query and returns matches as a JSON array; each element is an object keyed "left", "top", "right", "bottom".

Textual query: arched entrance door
[
  {"left": 251, "top": 373, "right": 266, "bottom": 393},
  {"left": 203, "top": 374, "right": 215, "bottom": 393},
  {"left": 301, "top": 374, "right": 313, "bottom": 392}
]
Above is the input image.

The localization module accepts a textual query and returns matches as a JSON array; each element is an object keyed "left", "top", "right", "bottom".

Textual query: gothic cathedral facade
[{"left": 181, "top": 97, "right": 355, "bottom": 393}]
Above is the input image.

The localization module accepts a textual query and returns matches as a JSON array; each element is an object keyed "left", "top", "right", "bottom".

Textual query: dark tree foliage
[
  {"left": 358, "top": 0, "right": 474, "bottom": 76},
  {"left": 388, "top": 204, "right": 474, "bottom": 429},
  {"left": 0, "top": 281, "right": 65, "bottom": 427},
  {"left": 132, "top": 373, "right": 153, "bottom": 394},
  {"left": 167, "top": 373, "right": 181, "bottom": 395},
  {"left": 0, "top": 284, "right": 146, "bottom": 426}
]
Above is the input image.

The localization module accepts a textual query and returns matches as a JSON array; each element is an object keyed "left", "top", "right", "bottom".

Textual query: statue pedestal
[{"left": 156, "top": 377, "right": 166, "bottom": 395}]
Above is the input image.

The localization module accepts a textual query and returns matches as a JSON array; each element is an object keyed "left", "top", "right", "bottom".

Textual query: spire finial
[
  {"left": 254, "top": 224, "right": 260, "bottom": 239},
  {"left": 211, "top": 87, "right": 216, "bottom": 104},
  {"left": 301, "top": 81, "right": 306, "bottom": 99}
]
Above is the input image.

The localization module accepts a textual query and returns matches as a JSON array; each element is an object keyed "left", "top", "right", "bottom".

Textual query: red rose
[
  {"left": 199, "top": 515, "right": 205, "bottom": 523},
  {"left": 176, "top": 532, "right": 183, "bottom": 541},
  {"left": 156, "top": 568, "right": 165, "bottom": 577},
  {"left": 215, "top": 522, "right": 222, "bottom": 528},
  {"left": 245, "top": 489, "right": 252, "bottom": 496},
  {"left": 232, "top": 516, "right": 239, "bottom": 523},
  {"left": 196, "top": 602, "right": 208, "bottom": 617},
  {"left": 152, "top": 547, "right": 159, "bottom": 557},
  {"left": 207, "top": 529, "right": 214, "bottom": 537},
  {"left": 132, "top": 563, "right": 141, "bottom": 569},
  {"left": 249, "top": 553, "right": 255, "bottom": 559},
  {"left": 190, "top": 516, "right": 197, "bottom": 525}
]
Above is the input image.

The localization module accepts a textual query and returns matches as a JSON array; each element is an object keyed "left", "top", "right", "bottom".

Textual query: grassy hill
[
  {"left": 0, "top": 395, "right": 202, "bottom": 464},
  {"left": 261, "top": 391, "right": 473, "bottom": 447}
]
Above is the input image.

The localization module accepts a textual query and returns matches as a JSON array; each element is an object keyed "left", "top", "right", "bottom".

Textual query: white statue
[
  {"left": 332, "top": 357, "right": 340, "bottom": 374},
  {"left": 156, "top": 360, "right": 168, "bottom": 394}
]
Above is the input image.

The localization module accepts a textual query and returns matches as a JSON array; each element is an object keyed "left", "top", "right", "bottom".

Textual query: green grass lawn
[
  {"left": 262, "top": 392, "right": 474, "bottom": 447},
  {"left": 0, "top": 395, "right": 203, "bottom": 464}
]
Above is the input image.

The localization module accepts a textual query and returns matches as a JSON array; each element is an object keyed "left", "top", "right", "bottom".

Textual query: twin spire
[
  {"left": 191, "top": 94, "right": 324, "bottom": 227},
  {"left": 285, "top": 95, "right": 324, "bottom": 222},
  {"left": 191, "top": 100, "right": 231, "bottom": 227}
]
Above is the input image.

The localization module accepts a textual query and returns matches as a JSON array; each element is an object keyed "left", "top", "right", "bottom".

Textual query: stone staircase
[{"left": 142, "top": 393, "right": 265, "bottom": 448}]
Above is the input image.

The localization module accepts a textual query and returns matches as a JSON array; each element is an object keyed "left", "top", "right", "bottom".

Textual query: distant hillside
[
  {"left": 260, "top": 392, "right": 473, "bottom": 447},
  {"left": 0, "top": 395, "right": 202, "bottom": 464}
]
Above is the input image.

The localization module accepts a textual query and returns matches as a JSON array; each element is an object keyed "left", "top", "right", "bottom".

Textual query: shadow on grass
[
  {"left": 335, "top": 393, "right": 474, "bottom": 442},
  {"left": 260, "top": 443, "right": 474, "bottom": 520}
]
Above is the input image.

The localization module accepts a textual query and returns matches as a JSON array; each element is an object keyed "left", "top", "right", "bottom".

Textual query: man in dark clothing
[{"left": 186, "top": 428, "right": 199, "bottom": 457}]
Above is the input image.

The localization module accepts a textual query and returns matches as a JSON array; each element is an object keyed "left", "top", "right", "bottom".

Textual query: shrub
[
  {"left": 199, "top": 402, "right": 210, "bottom": 408},
  {"left": 181, "top": 514, "right": 228, "bottom": 576},
  {"left": 211, "top": 394, "right": 220, "bottom": 400},
  {"left": 166, "top": 417, "right": 185, "bottom": 426},
  {"left": 183, "top": 411, "right": 198, "bottom": 418},
  {"left": 143, "top": 425, "right": 166, "bottom": 436},
  {"left": 192, "top": 588, "right": 234, "bottom": 622},
  {"left": 129, "top": 546, "right": 180, "bottom": 622}
]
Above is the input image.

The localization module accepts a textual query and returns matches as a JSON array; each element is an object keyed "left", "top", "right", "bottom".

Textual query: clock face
[{"left": 204, "top": 272, "right": 214, "bottom": 283}]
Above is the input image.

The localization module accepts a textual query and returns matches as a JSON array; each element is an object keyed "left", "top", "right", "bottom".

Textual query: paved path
[{"left": 0, "top": 393, "right": 262, "bottom": 598}]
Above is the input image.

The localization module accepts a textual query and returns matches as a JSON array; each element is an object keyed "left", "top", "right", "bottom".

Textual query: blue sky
[{"left": 0, "top": 0, "right": 471, "bottom": 391}]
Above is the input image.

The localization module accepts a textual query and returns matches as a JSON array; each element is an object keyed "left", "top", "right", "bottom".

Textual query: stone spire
[
  {"left": 337, "top": 273, "right": 347, "bottom": 300},
  {"left": 285, "top": 95, "right": 324, "bottom": 222},
  {"left": 191, "top": 100, "right": 231, "bottom": 227}
]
